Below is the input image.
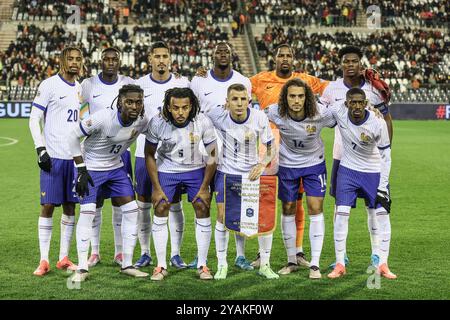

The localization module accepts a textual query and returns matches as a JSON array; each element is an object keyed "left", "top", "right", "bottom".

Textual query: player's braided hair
[
  {"left": 59, "top": 46, "right": 84, "bottom": 78},
  {"left": 278, "top": 78, "right": 317, "bottom": 119},
  {"left": 162, "top": 87, "right": 200, "bottom": 124},
  {"left": 116, "top": 84, "right": 145, "bottom": 119}
]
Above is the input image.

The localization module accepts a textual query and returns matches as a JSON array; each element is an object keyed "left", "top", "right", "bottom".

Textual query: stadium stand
[{"left": 0, "top": 0, "right": 448, "bottom": 102}]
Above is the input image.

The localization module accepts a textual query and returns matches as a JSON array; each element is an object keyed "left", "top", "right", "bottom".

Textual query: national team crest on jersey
[
  {"left": 360, "top": 132, "right": 372, "bottom": 144},
  {"left": 306, "top": 125, "right": 317, "bottom": 135},
  {"left": 244, "top": 130, "right": 255, "bottom": 141},
  {"left": 189, "top": 132, "right": 200, "bottom": 143},
  {"left": 224, "top": 174, "right": 277, "bottom": 238},
  {"left": 129, "top": 129, "right": 139, "bottom": 140}
]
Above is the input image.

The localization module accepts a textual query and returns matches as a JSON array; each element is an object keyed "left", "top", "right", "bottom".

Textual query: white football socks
[
  {"left": 152, "top": 215, "right": 169, "bottom": 269},
  {"left": 376, "top": 210, "right": 392, "bottom": 265},
  {"left": 235, "top": 233, "right": 246, "bottom": 258},
  {"left": 195, "top": 217, "right": 212, "bottom": 268},
  {"left": 120, "top": 201, "right": 139, "bottom": 269},
  {"left": 334, "top": 208, "right": 350, "bottom": 266},
  {"left": 258, "top": 234, "right": 273, "bottom": 266},
  {"left": 90, "top": 207, "right": 102, "bottom": 256},
  {"left": 215, "top": 221, "right": 229, "bottom": 267},
  {"left": 112, "top": 206, "right": 123, "bottom": 257},
  {"left": 367, "top": 207, "right": 379, "bottom": 257},
  {"left": 169, "top": 202, "right": 184, "bottom": 257},
  {"left": 137, "top": 200, "right": 152, "bottom": 256},
  {"left": 38, "top": 216, "right": 53, "bottom": 262},
  {"left": 309, "top": 213, "right": 324, "bottom": 268},
  {"left": 59, "top": 214, "right": 75, "bottom": 260},
  {"left": 281, "top": 214, "right": 297, "bottom": 264},
  {"left": 76, "top": 203, "right": 96, "bottom": 271}
]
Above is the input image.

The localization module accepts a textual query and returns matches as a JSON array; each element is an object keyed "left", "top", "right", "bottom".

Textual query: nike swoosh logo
[
  {"left": 280, "top": 128, "right": 288, "bottom": 131},
  {"left": 163, "top": 138, "right": 170, "bottom": 141},
  {"left": 339, "top": 124, "right": 347, "bottom": 129},
  {"left": 335, "top": 98, "right": 344, "bottom": 101},
  {"left": 320, "top": 189, "right": 326, "bottom": 193},
  {"left": 106, "top": 136, "right": 114, "bottom": 138},
  {"left": 204, "top": 92, "right": 212, "bottom": 96},
  {"left": 81, "top": 239, "right": 89, "bottom": 242},
  {"left": 59, "top": 96, "right": 66, "bottom": 99},
  {"left": 93, "top": 94, "right": 102, "bottom": 98},
  {"left": 145, "top": 94, "right": 152, "bottom": 98},
  {"left": 266, "top": 86, "right": 274, "bottom": 90}
]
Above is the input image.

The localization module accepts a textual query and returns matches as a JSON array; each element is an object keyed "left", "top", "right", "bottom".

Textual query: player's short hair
[
  {"left": 117, "top": 84, "right": 145, "bottom": 118},
  {"left": 162, "top": 87, "right": 200, "bottom": 124},
  {"left": 213, "top": 42, "right": 233, "bottom": 56},
  {"left": 227, "top": 83, "right": 247, "bottom": 96},
  {"left": 278, "top": 78, "right": 317, "bottom": 119},
  {"left": 346, "top": 87, "right": 366, "bottom": 99},
  {"left": 101, "top": 47, "right": 122, "bottom": 60},
  {"left": 274, "top": 44, "right": 295, "bottom": 57},
  {"left": 150, "top": 41, "right": 170, "bottom": 54},
  {"left": 59, "top": 46, "right": 84, "bottom": 77},
  {"left": 338, "top": 46, "right": 363, "bottom": 60}
]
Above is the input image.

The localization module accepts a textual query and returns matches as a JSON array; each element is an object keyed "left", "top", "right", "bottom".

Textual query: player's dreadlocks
[
  {"left": 116, "top": 84, "right": 145, "bottom": 118},
  {"left": 59, "top": 46, "right": 84, "bottom": 78},
  {"left": 278, "top": 78, "right": 317, "bottom": 119},
  {"left": 162, "top": 87, "right": 200, "bottom": 124}
]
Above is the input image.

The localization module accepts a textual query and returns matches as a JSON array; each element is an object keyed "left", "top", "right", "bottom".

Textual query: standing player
[
  {"left": 29, "top": 46, "right": 84, "bottom": 276},
  {"left": 144, "top": 87, "right": 217, "bottom": 281},
  {"left": 205, "top": 84, "right": 278, "bottom": 280},
  {"left": 190, "top": 42, "right": 254, "bottom": 271},
  {"left": 265, "top": 79, "right": 336, "bottom": 279},
  {"left": 250, "top": 44, "right": 329, "bottom": 268},
  {"left": 327, "top": 88, "right": 396, "bottom": 280},
  {"left": 80, "top": 47, "right": 135, "bottom": 267},
  {"left": 68, "top": 84, "right": 150, "bottom": 282},
  {"left": 134, "top": 41, "right": 191, "bottom": 269},
  {"left": 320, "top": 46, "right": 394, "bottom": 268}
]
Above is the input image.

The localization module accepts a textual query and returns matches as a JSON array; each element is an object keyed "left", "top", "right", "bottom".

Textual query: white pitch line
[{"left": 0, "top": 137, "right": 19, "bottom": 147}]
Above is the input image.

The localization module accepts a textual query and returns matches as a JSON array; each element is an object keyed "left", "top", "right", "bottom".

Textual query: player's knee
[
  {"left": 40, "top": 204, "right": 55, "bottom": 217},
  {"left": 62, "top": 203, "right": 76, "bottom": 216},
  {"left": 193, "top": 203, "right": 210, "bottom": 219},
  {"left": 282, "top": 201, "right": 296, "bottom": 215},
  {"left": 307, "top": 203, "right": 323, "bottom": 215},
  {"left": 154, "top": 203, "right": 170, "bottom": 217}
]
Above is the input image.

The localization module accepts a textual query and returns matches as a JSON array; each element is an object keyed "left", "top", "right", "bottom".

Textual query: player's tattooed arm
[{"left": 248, "top": 141, "right": 275, "bottom": 181}]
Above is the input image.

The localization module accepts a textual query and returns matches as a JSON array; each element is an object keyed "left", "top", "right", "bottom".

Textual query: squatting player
[
  {"left": 327, "top": 88, "right": 396, "bottom": 280},
  {"left": 205, "top": 83, "right": 278, "bottom": 280},
  {"left": 29, "top": 46, "right": 84, "bottom": 276},
  {"left": 68, "top": 85, "right": 150, "bottom": 282},
  {"left": 81, "top": 47, "right": 135, "bottom": 267},
  {"left": 134, "top": 41, "right": 191, "bottom": 269},
  {"left": 265, "top": 79, "right": 336, "bottom": 279},
  {"left": 144, "top": 87, "right": 217, "bottom": 281}
]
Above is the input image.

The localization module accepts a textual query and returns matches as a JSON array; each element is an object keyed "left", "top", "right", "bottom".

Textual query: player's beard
[{"left": 217, "top": 63, "right": 229, "bottom": 71}]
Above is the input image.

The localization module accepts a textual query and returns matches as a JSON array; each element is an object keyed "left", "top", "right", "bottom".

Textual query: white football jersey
[
  {"left": 266, "top": 103, "right": 336, "bottom": 168},
  {"left": 78, "top": 109, "right": 150, "bottom": 171},
  {"left": 81, "top": 73, "right": 135, "bottom": 115},
  {"left": 329, "top": 103, "right": 390, "bottom": 173},
  {"left": 134, "top": 73, "right": 190, "bottom": 158},
  {"left": 32, "top": 74, "right": 83, "bottom": 159},
  {"left": 206, "top": 107, "right": 273, "bottom": 175},
  {"left": 190, "top": 69, "right": 252, "bottom": 113},
  {"left": 145, "top": 113, "right": 216, "bottom": 173},
  {"left": 320, "top": 78, "right": 386, "bottom": 160}
]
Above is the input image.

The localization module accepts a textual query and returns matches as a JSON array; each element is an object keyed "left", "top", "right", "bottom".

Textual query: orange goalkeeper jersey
[{"left": 250, "top": 71, "right": 329, "bottom": 109}]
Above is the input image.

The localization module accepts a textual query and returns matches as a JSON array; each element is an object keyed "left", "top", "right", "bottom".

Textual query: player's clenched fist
[
  {"left": 36, "top": 147, "right": 52, "bottom": 172},
  {"left": 76, "top": 165, "right": 94, "bottom": 198},
  {"left": 248, "top": 163, "right": 266, "bottom": 181}
]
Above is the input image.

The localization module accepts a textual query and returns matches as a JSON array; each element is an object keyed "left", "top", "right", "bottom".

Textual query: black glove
[
  {"left": 375, "top": 189, "right": 391, "bottom": 213},
  {"left": 36, "top": 147, "right": 52, "bottom": 172},
  {"left": 76, "top": 165, "right": 95, "bottom": 198}
]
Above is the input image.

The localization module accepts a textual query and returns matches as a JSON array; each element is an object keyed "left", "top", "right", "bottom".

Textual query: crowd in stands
[
  {"left": 256, "top": 25, "right": 449, "bottom": 89},
  {"left": 244, "top": 0, "right": 358, "bottom": 27},
  {"left": 362, "top": 0, "right": 448, "bottom": 28}
]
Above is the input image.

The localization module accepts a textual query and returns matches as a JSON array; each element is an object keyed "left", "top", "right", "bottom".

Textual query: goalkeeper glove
[
  {"left": 36, "top": 147, "right": 52, "bottom": 172},
  {"left": 76, "top": 165, "right": 94, "bottom": 198},
  {"left": 375, "top": 189, "right": 391, "bottom": 213}
]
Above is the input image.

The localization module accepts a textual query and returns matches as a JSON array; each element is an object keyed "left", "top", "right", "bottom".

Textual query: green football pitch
[{"left": 0, "top": 119, "right": 449, "bottom": 300}]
